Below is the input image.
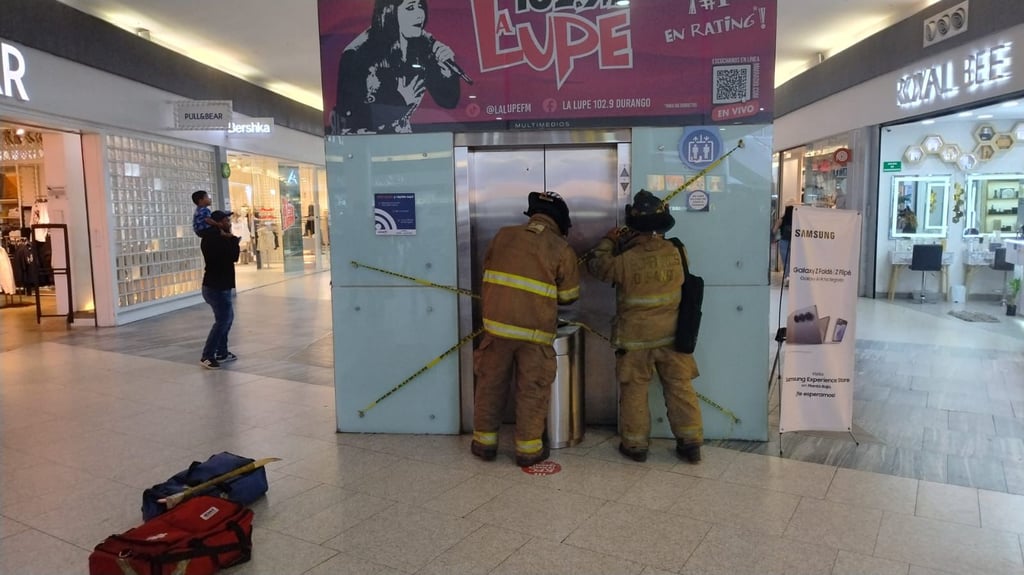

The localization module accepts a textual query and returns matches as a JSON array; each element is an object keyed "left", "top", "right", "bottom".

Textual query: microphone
[
  {"left": 442, "top": 59, "right": 474, "bottom": 85},
  {"left": 427, "top": 34, "right": 474, "bottom": 85}
]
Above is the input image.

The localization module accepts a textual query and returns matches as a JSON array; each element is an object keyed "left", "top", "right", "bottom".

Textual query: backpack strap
[{"left": 668, "top": 237, "right": 691, "bottom": 278}]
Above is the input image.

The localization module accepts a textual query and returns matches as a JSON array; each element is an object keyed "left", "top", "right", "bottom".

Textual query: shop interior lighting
[
  {"left": 615, "top": 0, "right": 630, "bottom": 5},
  {"left": 978, "top": 114, "right": 995, "bottom": 119},
  {"left": 922, "top": 119, "right": 936, "bottom": 125},
  {"left": 958, "top": 111, "right": 974, "bottom": 117},
  {"left": 15, "top": 128, "right": 25, "bottom": 136},
  {"left": 1002, "top": 101, "right": 1019, "bottom": 107}
]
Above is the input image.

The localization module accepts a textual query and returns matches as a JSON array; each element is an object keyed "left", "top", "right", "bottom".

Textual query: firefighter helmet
[
  {"left": 625, "top": 189, "right": 674, "bottom": 234},
  {"left": 524, "top": 191, "right": 572, "bottom": 236}
]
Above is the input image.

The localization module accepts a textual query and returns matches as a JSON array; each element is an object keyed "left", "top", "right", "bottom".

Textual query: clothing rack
[{"left": 31, "top": 223, "right": 72, "bottom": 325}]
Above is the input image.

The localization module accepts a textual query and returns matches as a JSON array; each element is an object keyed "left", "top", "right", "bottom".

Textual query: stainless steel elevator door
[{"left": 466, "top": 146, "right": 620, "bottom": 425}]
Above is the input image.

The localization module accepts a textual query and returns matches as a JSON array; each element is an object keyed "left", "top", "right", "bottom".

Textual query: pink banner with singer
[{"left": 319, "top": 0, "right": 776, "bottom": 134}]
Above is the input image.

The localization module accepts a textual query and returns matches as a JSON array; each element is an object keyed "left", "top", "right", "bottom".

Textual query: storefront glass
[
  {"left": 877, "top": 96, "right": 1024, "bottom": 298},
  {"left": 225, "top": 153, "right": 329, "bottom": 275}
]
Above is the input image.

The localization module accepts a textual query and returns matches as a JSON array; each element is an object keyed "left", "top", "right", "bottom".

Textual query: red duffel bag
[{"left": 89, "top": 495, "right": 253, "bottom": 575}]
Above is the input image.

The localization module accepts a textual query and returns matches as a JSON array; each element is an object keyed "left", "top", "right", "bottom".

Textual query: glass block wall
[{"left": 105, "top": 134, "right": 216, "bottom": 308}]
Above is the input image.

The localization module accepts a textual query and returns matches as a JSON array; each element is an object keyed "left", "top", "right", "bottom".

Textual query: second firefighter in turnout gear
[
  {"left": 472, "top": 191, "right": 581, "bottom": 467},
  {"left": 588, "top": 189, "right": 704, "bottom": 463}
]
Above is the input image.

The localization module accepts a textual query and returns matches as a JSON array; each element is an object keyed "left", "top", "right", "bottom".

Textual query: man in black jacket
[{"left": 200, "top": 211, "right": 241, "bottom": 370}]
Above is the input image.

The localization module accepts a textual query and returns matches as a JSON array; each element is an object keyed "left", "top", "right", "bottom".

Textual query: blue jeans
[{"left": 202, "top": 287, "right": 234, "bottom": 360}]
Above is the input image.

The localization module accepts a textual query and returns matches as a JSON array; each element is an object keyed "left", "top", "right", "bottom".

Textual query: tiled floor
[{"left": 1, "top": 272, "right": 1024, "bottom": 574}]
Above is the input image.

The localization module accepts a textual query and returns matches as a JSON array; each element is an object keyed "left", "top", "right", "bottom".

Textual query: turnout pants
[
  {"left": 617, "top": 346, "right": 702, "bottom": 451},
  {"left": 473, "top": 334, "right": 557, "bottom": 458}
]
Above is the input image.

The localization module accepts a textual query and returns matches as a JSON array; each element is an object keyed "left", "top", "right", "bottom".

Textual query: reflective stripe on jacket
[
  {"left": 588, "top": 234, "right": 682, "bottom": 350},
  {"left": 481, "top": 214, "right": 580, "bottom": 344}
]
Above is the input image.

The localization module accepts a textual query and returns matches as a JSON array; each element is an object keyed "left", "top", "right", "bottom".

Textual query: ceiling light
[
  {"left": 1002, "top": 101, "right": 1019, "bottom": 107},
  {"left": 921, "top": 119, "right": 935, "bottom": 125},
  {"left": 978, "top": 114, "right": 994, "bottom": 119},
  {"left": 615, "top": 0, "right": 630, "bottom": 5},
  {"left": 957, "top": 111, "right": 974, "bottom": 117},
  {"left": 15, "top": 128, "right": 25, "bottom": 136},
  {"left": 468, "top": 95, "right": 477, "bottom": 99}
]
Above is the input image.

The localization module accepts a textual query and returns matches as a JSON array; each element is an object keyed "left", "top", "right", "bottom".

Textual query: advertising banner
[
  {"left": 780, "top": 207, "right": 861, "bottom": 433},
  {"left": 318, "top": 0, "right": 776, "bottom": 134}
]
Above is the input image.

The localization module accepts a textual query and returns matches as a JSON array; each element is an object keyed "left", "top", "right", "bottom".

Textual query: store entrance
[
  {"left": 456, "top": 137, "right": 630, "bottom": 428},
  {"left": 1, "top": 121, "right": 95, "bottom": 334}
]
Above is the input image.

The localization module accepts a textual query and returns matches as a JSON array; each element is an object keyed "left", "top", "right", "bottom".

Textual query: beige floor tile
[
  {"left": 0, "top": 529, "right": 90, "bottom": 575},
  {"left": 979, "top": 489, "right": 1024, "bottom": 534},
  {"left": 302, "top": 552, "right": 410, "bottom": 575},
  {"left": 0, "top": 516, "right": 29, "bottom": 540},
  {"left": 348, "top": 458, "right": 476, "bottom": 505},
  {"left": 240, "top": 528, "right": 339, "bottom": 575},
  {"left": 194, "top": 426, "right": 337, "bottom": 466},
  {"left": 490, "top": 538, "right": 644, "bottom": 575},
  {"left": 874, "top": 512, "right": 1024, "bottom": 575},
  {"left": 275, "top": 444, "right": 400, "bottom": 487},
  {"left": 783, "top": 497, "right": 882, "bottom": 555},
  {"left": 826, "top": 468, "right": 918, "bottom": 515},
  {"left": 18, "top": 482, "right": 139, "bottom": 549},
  {"left": 280, "top": 491, "right": 394, "bottom": 545},
  {"left": 255, "top": 483, "right": 360, "bottom": 532},
  {"left": 907, "top": 566, "right": 956, "bottom": 575},
  {"left": 680, "top": 524, "right": 838, "bottom": 575},
  {"left": 510, "top": 452, "right": 647, "bottom": 501},
  {"left": 832, "top": 550, "right": 908, "bottom": 575},
  {"left": 0, "top": 461, "right": 111, "bottom": 511},
  {"left": 465, "top": 482, "right": 607, "bottom": 542},
  {"left": 418, "top": 525, "right": 530, "bottom": 575},
  {"left": 721, "top": 452, "right": 837, "bottom": 498},
  {"left": 422, "top": 473, "right": 518, "bottom": 517},
  {"left": 619, "top": 469, "right": 700, "bottom": 512},
  {"left": 915, "top": 481, "right": 979, "bottom": 526},
  {"left": 565, "top": 502, "right": 711, "bottom": 573},
  {"left": 668, "top": 478, "right": 800, "bottom": 535},
  {"left": 641, "top": 567, "right": 679, "bottom": 575},
  {"left": 325, "top": 503, "right": 480, "bottom": 572},
  {"left": 669, "top": 446, "right": 741, "bottom": 480}
]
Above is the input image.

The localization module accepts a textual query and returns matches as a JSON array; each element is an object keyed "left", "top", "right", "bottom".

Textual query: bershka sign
[
  {"left": 173, "top": 100, "right": 232, "bottom": 130},
  {"left": 0, "top": 41, "right": 30, "bottom": 102},
  {"left": 227, "top": 117, "right": 274, "bottom": 136},
  {"left": 896, "top": 41, "right": 1013, "bottom": 108}
]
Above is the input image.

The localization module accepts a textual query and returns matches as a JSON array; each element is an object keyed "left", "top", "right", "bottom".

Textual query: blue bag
[{"left": 141, "top": 452, "right": 268, "bottom": 521}]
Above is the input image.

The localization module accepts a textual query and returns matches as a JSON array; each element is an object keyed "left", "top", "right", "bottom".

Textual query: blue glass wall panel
[{"left": 327, "top": 133, "right": 459, "bottom": 433}]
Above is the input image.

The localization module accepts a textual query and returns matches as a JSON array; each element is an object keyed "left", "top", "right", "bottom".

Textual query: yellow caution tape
[{"left": 351, "top": 261, "right": 479, "bottom": 298}]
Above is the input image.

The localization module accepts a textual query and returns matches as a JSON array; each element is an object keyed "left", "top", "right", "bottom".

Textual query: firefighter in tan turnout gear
[
  {"left": 588, "top": 189, "right": 703, "bottom": 463},
  {"left": 472, "top": 192, "right": 581, "bottom": 467}
]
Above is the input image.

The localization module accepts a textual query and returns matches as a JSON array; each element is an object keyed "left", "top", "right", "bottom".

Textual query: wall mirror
[
  {"left": 890, "top": 175, "right": 950, "bottom": 238},
  {"left": 965, "top": 173, "right": 1024, "bottom": 234}
]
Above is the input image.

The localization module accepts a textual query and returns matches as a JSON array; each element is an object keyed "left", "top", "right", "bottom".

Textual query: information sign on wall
[
  {"left": 318, "top": 0, "right": 777, "bottom": 134},
  {"left": 374, "top": 193, "right": 417, "bottom": 236}
]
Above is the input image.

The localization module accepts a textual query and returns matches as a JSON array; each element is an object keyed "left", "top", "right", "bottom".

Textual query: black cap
[{"left": 210, "top": 210, "right": 233, "bottom": 222}]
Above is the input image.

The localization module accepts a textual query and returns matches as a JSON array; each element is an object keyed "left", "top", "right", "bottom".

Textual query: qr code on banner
[{"left": 712, "top": 64, "right": 752, "bottom": 104}]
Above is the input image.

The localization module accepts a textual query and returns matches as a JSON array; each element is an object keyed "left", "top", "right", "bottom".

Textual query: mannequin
[
  {"left": 231, "top": 213, "right": 252, "bottom": 265},
  {"left": 256, "top": 222, "right": 275, "bottom": 269}
]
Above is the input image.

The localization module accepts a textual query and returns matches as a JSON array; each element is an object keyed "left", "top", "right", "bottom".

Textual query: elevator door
[{"left": 465, "top": 146, "right": 620, "bottom": 425}]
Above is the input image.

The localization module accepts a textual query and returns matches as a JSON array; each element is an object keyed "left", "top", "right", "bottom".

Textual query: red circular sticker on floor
[{"left": 522, "top": 461, "right": 561, "bottom": 476}]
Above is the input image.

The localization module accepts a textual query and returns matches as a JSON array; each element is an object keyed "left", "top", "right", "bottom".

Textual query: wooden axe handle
[{"left": 158, "top": 457, "right": 281, "bottom": 509}]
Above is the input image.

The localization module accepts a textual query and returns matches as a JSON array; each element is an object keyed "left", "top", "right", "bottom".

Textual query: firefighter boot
[
  {"left": 676, "top": 440, "right": 701, "bottom": 463},
  {"left": 618, "top": 443, "right": 648, "bottom": 462},
  {"left": 515, "top": 443, "right": 550, "bottom": 468},
  {"left": 471, "top": 441, "right": 497, "bottom": 461}
]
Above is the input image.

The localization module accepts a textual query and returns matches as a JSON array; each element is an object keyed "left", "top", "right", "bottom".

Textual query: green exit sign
[{"left": 883, "top": 161, "right": 902, "bottom": 172}]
